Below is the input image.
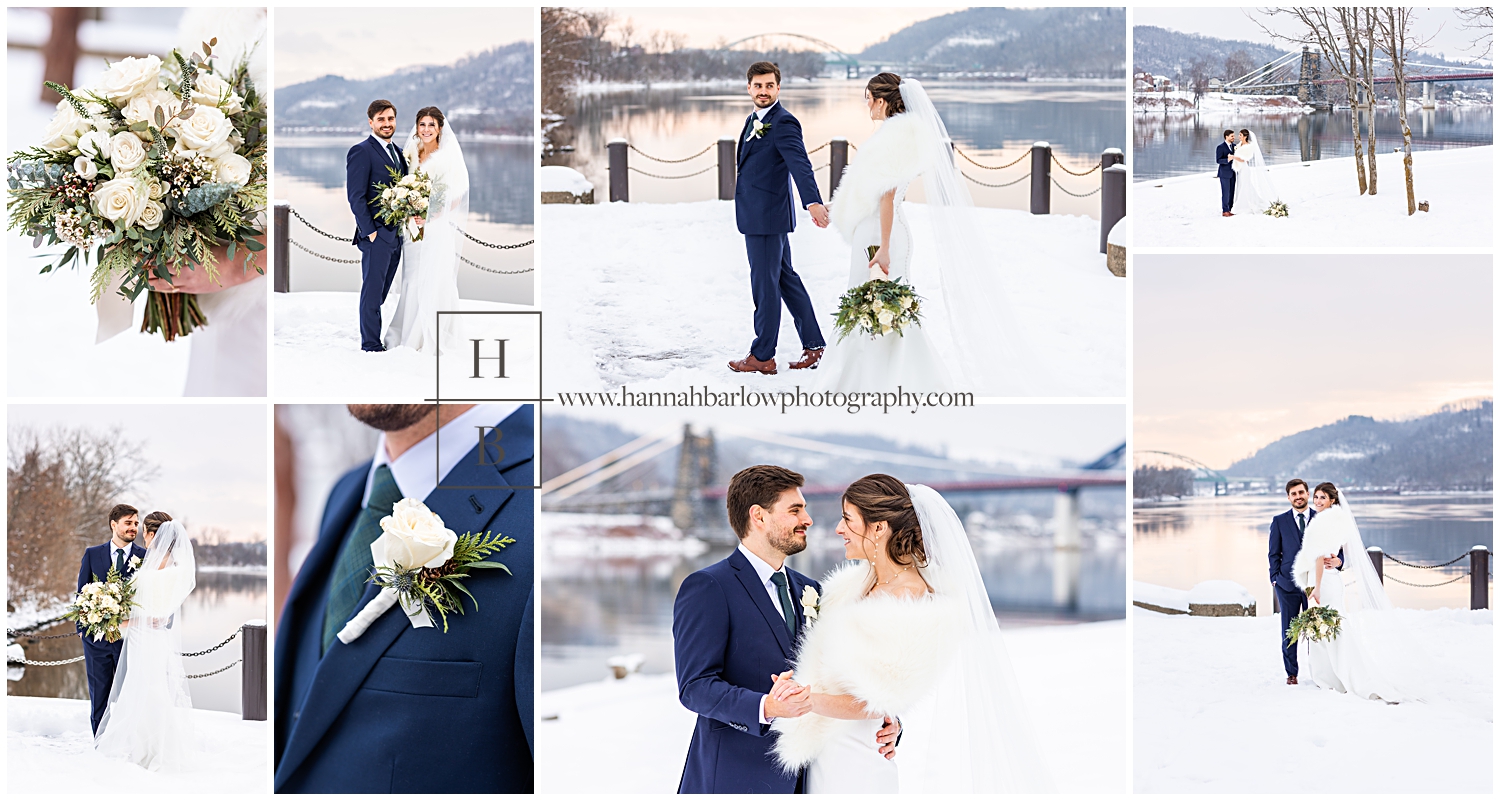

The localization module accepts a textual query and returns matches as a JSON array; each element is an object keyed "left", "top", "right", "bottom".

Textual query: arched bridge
[{"left": 714, "top": 32, "right": 860, "bottom": 78}]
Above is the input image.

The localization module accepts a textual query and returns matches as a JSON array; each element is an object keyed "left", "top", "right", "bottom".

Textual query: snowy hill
[
  {"left": 1132, "top": 24, "right": 1288, "bottom": 84},
  {"left": 860, "top": 7, "right": 1125, "bottom": 78}
]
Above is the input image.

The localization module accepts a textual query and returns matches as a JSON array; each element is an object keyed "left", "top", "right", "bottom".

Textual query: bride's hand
[
  {"left": 769, "top": 671, "right": 804, "bottom": 701},
  {"left": 868, "top": 246, "right": 891, "bottom": 276},
  {"left": 147, "top": 241, "right": 263, "bottom": 294}
]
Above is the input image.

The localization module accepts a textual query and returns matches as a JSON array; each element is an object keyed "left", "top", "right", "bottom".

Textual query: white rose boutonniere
[
  {"left": 801, "top": 585, "right": 820, "bottom": 621},
  {"left": 336, "top": 498, "right": 516, "bottom": 644},
  {"left": 128, "top": 555, "right": 142, "bottom": 570},
  {"left": 750, "top": 119, "right": 772, "bottom": 140}
]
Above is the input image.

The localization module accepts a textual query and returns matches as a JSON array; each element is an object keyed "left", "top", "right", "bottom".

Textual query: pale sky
[
  {"left": 1134, "top": 7, "right": 1493, "bottom": 65},
  {"left": 9, "top": 404, "right": 268, "bottom": 541},
  {"left": 274, "top": 8, "right": 534, "bottom": 87},
  {"left": 580, "top": 7, "right": 965, "bottom": 53},
  {"left": 552, "top": 404, "right": 1125, "bottom": 469},
  {"left": 1134, "top": 256, "right": 1492, "bottom": 469}
]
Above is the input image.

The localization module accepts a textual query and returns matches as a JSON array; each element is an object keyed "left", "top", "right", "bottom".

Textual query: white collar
[
  {"left": 371, "top": 132, "right": 396, "bottom": 147},
  {"left": 753, "top": 100, "right": 779, "bottom": 121},
  {"left": 361, "top": 404, "right": 522, "bottom": 506},
  {"left": 738, "top": 542, "right": 785, "bottom": 585},
  {"left": 1291, "top": 506, "right": 1312, "bottom": 518}
]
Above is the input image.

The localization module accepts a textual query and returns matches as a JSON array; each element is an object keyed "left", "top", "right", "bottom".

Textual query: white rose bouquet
[
  {"left": 64, "top": 565, "right": 137, "bottom": 644},
  {"left": 336, "top": 498, "right": 515, "bottom": 644},
  {"left": 374, "top": 167, "right": 433, "bottom": 241},
  {"left": 1286, "top": 605, "right": 1341, "bottom": 645},
  {"left": 7, "top": 38, "right": 267, "bottom": 341},
  {"left": 831, "top": 246, "right": 924, "bottom": 341}
]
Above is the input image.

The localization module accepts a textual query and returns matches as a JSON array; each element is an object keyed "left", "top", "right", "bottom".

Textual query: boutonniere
[
  {"left": 337, "top": 498, "right": 515, "bottom": 644},
  {"left": 751, "top": 119, "right": 772, "bottom": 140},
  {"left": 127, "top": 555, "right": 141, "bottom": 570},
  {"left": 800, "top": 585, "right": 820, "bottom": 621}
]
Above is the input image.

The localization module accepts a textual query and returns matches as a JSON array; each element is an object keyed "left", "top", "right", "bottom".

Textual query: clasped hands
[
  {"left": 766, "top": 671, "right": 900, "bottom": 760},
  {"left": 807, "top": 202, "right": 830, "bottom": 228}
]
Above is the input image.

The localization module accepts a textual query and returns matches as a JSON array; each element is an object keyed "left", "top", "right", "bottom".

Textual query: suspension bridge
[{"left": 1219, "top": 45, "right": 1494, "bottom": 108}]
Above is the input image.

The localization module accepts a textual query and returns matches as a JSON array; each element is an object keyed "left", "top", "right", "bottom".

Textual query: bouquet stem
[{"left": 142, "top": 291, "right": 207, "bottom": 342}]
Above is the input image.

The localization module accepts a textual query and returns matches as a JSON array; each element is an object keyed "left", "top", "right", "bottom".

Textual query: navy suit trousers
[
  {"left": 1275, "top": 583, "right": 1308, "bottom": 678},
  {"left": 745, "top": 233, "right": 824, "bottom": 361},
  {"left": 1220, "top": 173, "right": 1236, "bottom": 213}
]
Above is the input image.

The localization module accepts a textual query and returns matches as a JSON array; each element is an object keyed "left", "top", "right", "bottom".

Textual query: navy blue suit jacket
[
  {"left": 346, "top": 135, "right": 408, "bottom": 245},
  {"left": 734, "top": 103, "right": 823, "bottom": 236},
  {"left": 76, "top": 542, "right": 147, "bottom": 635},
  {"left": 673, "top": 548, "right": 820, "bottom": 794},
  {"left": 273, "top": 406, "right": 534, "bottom": 793},
  {"left": 1268, "top": 508, "right": 1344, "bottom": 592},
  {"left": 1215, "top": 141, "right": 1236, "bottom": 179}
]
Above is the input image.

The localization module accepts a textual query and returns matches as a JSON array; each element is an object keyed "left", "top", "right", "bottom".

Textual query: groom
[
  {"left": 729, "top": 62, "right": 830, "bottom": 377},
  {"left": 274, "top": 403, "right": 533, "bottom": 793},
  {"left": 1215, "top": 129, "right": 1239, "bottom": 217},
  {"left": 673, "top": 465, "right": 898, "bottom": 793},
  {"left": 1267, "top": 478, "right": 1342, "bottom": 685},
  {"left": 77, "top": 504, "right": 148, "bottom": 735},
  {"left": 347, "top": 99, "right": 409, "bottom": 352}
]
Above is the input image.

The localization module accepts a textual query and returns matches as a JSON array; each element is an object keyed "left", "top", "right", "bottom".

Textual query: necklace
[{"left": 878, "top": 565, "right": 910, "bottom": 585}]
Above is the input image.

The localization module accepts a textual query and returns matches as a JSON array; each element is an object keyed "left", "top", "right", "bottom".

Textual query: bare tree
[
  {"left": 1186, "top": 55, "right": 1214, "bottom": 105},
  {"left": 1375, "top": 8, "right": 1428, "bottom": 215},
  {"left": 1356, "top": 8, "right": 1379, "bottom": 194},
  {"left": 1223, "top": 49, "right": 1257, "bottom": 84},
  {"left": 1456, "top": 7, "right": 1493, "bottom": 61}
]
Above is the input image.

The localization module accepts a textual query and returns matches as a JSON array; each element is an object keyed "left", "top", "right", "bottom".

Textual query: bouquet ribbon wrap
[{"left": 336, "top": 586, "right": 434, "bottom": 645}]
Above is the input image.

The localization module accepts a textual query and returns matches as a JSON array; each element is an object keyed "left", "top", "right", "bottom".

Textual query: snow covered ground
[
  {"left": 271, "top": 291, "right": 531, "bottom": 398},
  {"left": 539, "top": 201, "right": 1124, "bottom": 397},
  {"left": 8, "top": 696, "right": 269, "bottom": 794},
  {"left": 1133, "top": 145, "right": 1493, "bottom": 248},
  {"left": 538, "top": 619, "right": 1125, "bottom": 793},
  {"left": 1135, "top": 91, "right": 1311, "bottom": 114},
  {"left": 1134, "top": 608, "right": 1492, "bottom": 793}
]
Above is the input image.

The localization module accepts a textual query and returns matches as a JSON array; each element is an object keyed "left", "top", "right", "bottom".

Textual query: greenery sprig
[{"left": 369, "top": 530, "right": 516, "bottom": 633}]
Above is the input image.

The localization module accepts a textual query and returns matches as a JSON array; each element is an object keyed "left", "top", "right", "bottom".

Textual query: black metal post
[
  {"left": 1367, "top": 546, "right": 1384, "bottom": 584},
  {"left": 829, "top": 138, "right": 849, "bottom": 197},
  {"left": 1100, "top": 163, "right": 1127, "bottom": 255},
  {"left": 717, "top": 138, "right": 736, "bottom": 201},
  {"left": 241, "top": 620, "right": 267, "bottom": 721},
  {"left": 607, "top": 139, "right": 629, "bottom": 202},
  {"left": 1029, "top": 142, "right": 1051, "bottom": 215},
  {"left": 273, "top": 202, "right": 289, "bottom": 293},
  {"left": 1471, "top": 546, "right": 1489, "bottom": 610}
]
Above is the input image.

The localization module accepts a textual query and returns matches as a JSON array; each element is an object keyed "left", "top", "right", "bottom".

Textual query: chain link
[
  {"left": 628, "top": 164, "right": 717, "bottom": 180},
  {"left": 1383, "top": 552, "right": 1470, "bottom": 570},
  {"left": 1383, "top": 572, "right": 1469, "bottom": 588},
  {"left": 1050, "top": 152, "right": 1103, "bottom": 177},
  {"left": 181, "top": 629, "right": 239, "bottom": 658},
  {"left": 628, "top": 142, "right": 713, "bottom": 164},
  {"left": 963, "top": 171, "right": 1031, "bottom": 189},
  {"left": 290, "top": 239, "right": 362, "bottom": 264},
  {"left": 8, "top": 654, "right": 86, "bottom": 666},
  {"left": 460, "top": 255, "right": 535, "bottom": 274},
  {"left": 955, "top": 146, "right": 1028, "bottom": 171},
  {"left": 290, "top": 206, "right": 531, "bottom": 251},
  {"left": 289, "top": 207, "right": 349, "bottom": 242},
  {"left": 463, "top": 230, "right": 533, "bottom": 250},
  {"left": 1051, "top": 176, "right": 1103, "bottom": 198},
  {"left": 806, "top": 141, "right": 830, "bottom": 155},
  {"left": 10, "top": 630, "right": 78, "bottom": 641},
  {"left": 186, "top": 659, "right": 242, "bottom": 680}
]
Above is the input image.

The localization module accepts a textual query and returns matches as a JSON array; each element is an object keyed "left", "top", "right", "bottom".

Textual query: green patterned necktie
[
  {"left": 321, "top": 465, "right": 403, "bottom": 654},
  {"left": 769, "top": 571, "right": 796, "bottom": 637}
]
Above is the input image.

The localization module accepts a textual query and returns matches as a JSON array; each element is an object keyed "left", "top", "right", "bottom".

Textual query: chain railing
[
  {"left": 964, "top": 171, "right": 1032, "bottom": 189},
  {"left": 1368, "top": 546, "right": 1491, "bottom": 609},
  {"left": 629, "top": 142, "right": 714, "bottom": 164},
  {"left": 628, "top": 164, "right": 717, "bottom": 180},
  {"left": 1384, "top": 552, "right": 1469, "bottom": 570},
  {"left": 1385, "top": 572, "right": 1470, "bottom": 588}
]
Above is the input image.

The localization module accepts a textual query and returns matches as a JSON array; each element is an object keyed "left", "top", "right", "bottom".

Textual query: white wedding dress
[
  {"left": 1291, "top": 501, "right": 1422, "bottom": 703},
  {"left": 1231, "top": 135, "right": 1280, "bottom": 214},
  {"left": 95, "top": 522, "right": 198, "bottom": 770},
  {"left": 383, "top": 126, "right": 468, "bottom": 354},
  {"left": 772, "top": 485, "right": 1055, "bottom": 793}
]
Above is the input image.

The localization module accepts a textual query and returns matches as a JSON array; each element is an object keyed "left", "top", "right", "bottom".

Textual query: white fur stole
[
  {"left": 1292, "top": 505, "right": 1351, "bottom": 591},
  {"left": 829, "top": 113, "right": 935, "bottom": 241}
]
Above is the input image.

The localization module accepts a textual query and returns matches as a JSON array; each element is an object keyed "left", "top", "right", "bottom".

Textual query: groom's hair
[
  {"left": 746, "top": 61, "right": 781, "bottom": 84},
  {"left": 1222, "top": 130, "right": 1235, "bottom": 139},
  {"left": 108, "top": 504, "right": 138, "bottom": 524},
  {"left": 726, "top": 465, "right": 804, "bottom": 540},
  {"left": 143, "top": 511, "right": 173, "bottom": 535},
  {"left": 1285, "top": 478, "right": 1308, "bottom": 495},
  {"left": 367, "top": 99, "right": 396, "bottom": 120}
]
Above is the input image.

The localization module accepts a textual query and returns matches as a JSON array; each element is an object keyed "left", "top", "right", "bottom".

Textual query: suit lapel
[{"left": 729, "top": 550, "right": 793, "bottom": 658}]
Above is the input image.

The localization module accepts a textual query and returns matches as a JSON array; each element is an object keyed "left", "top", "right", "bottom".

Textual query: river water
[
  {"left": 548, "top": 80, "right": 1126, "bottom": 219},
  {"left": 7, "top": 571, "right": 267, "bottom": 715},
  {"left": 1134, "top": 494, "right": 1493, "bottom": 613},
  {"left": 541, "top": 487, "right": 1126, "bottom": 691},
  {"left": 273, "top": 135, "right": 535, "bottom": 305},
  {"left": 1133, "top": 105, "right": 1494, "bottom": 182}
]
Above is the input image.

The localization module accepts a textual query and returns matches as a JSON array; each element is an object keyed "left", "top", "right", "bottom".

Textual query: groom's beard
[
  {"left": 348, "top": 404, "right": 433, "bottom": 432},
  {"left": 770, "top": 523, "right": 808, "bottom": 556}
]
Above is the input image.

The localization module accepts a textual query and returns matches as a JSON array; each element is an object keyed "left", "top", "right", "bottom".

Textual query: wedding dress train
[
  {"left": 383, "top": 127, "right": 468, "bottom": 354},
  {"left": 1231, "top": 135, "right": 1280, "bottom": 214}
]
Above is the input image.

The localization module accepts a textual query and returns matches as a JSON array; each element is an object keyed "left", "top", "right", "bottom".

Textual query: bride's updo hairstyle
[
  {"left": 416, "top": 106, "right": 447, "bottom": 145},
  {"left": 842, "top": 474, "right": 926, "bottom": 567},
  {"left": 1239, "top": 129, "right": 1253, "bottom": 143},
  {"left": 143, "top": 510, "right": 173, "bottom": 537},
  {"left": 865, "top": 73, "right": 907, "bottom": 117},
  {"left": 1313, "top": 482, "right": 1341, "bottom": 505}
]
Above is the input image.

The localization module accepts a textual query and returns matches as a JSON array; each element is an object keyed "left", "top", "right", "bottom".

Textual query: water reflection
[
  {"left": 1133, "top": 106, "right": 1494, "bottom": 182},
  {"left": 550, "top": 81, "right": 1126, "bottom": 218}
]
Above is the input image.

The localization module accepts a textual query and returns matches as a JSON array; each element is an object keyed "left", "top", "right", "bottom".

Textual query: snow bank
[
  {"left": 538, "top": 620, "right": 1125, "bottom": 793},
  {"left": 8, "top": 696, "right": 269, "bottom": 794},
  {"left": 1134, "top": 580, "right": 1188, "bottom": 613},
  {"left": 539, "top": 166, "right": 594, "bottom": 195},
  {"left": 271, "top": 291, "right": 531, "bottom": 397},
  {"left": 1133, "top": 145, "right": 1493, "bottom": 248},
  {"left": 1135, "top": 91, "right": 1311, "bottom": 115},
  {"left": 1187, "top": 579, "right": 1254, "bottom": 606},
  {"left": 1134, "top": 609, "right": 1491, "bottom": 792},
  {"left": 539, "top": 201, "right": 1124, "bottom": 397}
]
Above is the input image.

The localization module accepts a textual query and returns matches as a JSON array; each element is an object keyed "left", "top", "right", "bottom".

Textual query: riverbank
[
  {"left": 1133, "top": 145, "right": 1492, "bottom": 248},
  {"left": 539, "top": 201, "right": 1124, "bottom": 396},
  {"left": 1134, "top": 608, "right": 1492, "bottom": 792},
  {"left": 8, "top": 697, "right": 269, "bottom": 793},
  {"left": 538, "top": 619, "right": 1125, "bottom": 793}
]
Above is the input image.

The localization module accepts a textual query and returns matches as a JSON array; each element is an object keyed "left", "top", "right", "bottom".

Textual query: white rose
[
  {"left": 95, "top": 54, "right": 163, "bottom": 103},
  {"left": 373, "top": 498, "right": 457, "bottom": 570},
  {"left": 73, "top": 155, "right": 98, "bottom": 180},
  {"left": 77, "top": 130, "right": 112, "bottom": 160},
  {"left": 215, "top": 153, "right": 252, "bottom": 186},
  {"left": 138, "top": 200, "right": 166, "bottom": 230},
  {"left": 174, "top": 105, "right": 234, "bottom": 158},
  {"left": 109, "top": 131, "right": 148, "bottom": 172},
  {"left": 381, "top": 187, "right": 395, "bottom": 201},
  {"left": 394, "top": 186, "right": 409, "bottom": 200},
  {"left": 122, "top": 89, "right": 180, "bottom": 127},
  {"left": 899, "top": 296, "right": 912, "bottom": 310},
  {"left": 41, "top": 100, "right": 90, "bottom": 151},
  {"left": 146, "top": 178, "right": 165, "bottom": 201},
  {"left": 415, "top": 197, "right": 429, "bottom": 210},
  {"left": 92, "top": 176, "right": 148, "bottom": 227},
  {"left": 877, "top": 309, "right": 895, "bottom": 327},
  {"left": 401, "top": 174, "right": 416, "bottom": 187},
  {"left": 190, "top": 71, "right": 243, "bottom": 115}
]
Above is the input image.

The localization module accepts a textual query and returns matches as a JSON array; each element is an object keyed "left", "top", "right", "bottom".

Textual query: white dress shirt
[
  {"left": 361, "top": 403, "right": 523, "bottom": 507},
  {"left": 738, "top": 543, "right": 793, "bottom": 724},
  {"left": 110, "top": 543, "right": 131, "bottom": 571},
  {"left": 744, "top": 100, "right": 780, "bottom": 142}
]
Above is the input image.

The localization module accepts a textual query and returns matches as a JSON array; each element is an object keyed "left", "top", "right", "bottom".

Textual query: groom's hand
[
  {"left": 876, "top": 716, "right": 900, "bottom": 759},
  {"left": 808, "top": 203, "right": 830, "bottom": 228},
  {"left": 1323, "top": 556, "right": 1341, "bottom": 569},
  {"left": 368, "top": 231, "right": 378, "bottom": 242}
]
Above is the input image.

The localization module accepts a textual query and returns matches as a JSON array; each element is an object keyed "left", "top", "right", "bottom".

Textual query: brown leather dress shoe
[
  {"left": 788, "top": 347, "right": 824, "bottom": 370},
  {"left": 1223, "top": 211, "right": 1234, "bottom": 217},
  {"left": 1286, "top": 676, "right": 1298, "bottom": 685},
  {"left": 728, "top": 353, "right": 777, "bottom": 375}
]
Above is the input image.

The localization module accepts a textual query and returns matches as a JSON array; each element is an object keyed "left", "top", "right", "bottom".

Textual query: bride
[
  {"left": 383, "top": 106, "right": 468, "bottom": 353},
  {"left": 94, "top": 519, "right": 198, "bottom": 770},
  {"left": 1229, "top": 129, "right": 1280, "bottom": 214},
  {"left": 1292, "top": 483, "right": 1422, "bottom": 703},
  {"left": 769, "top": 475, "right": 1054, "bottom": 793},
  {"left": 824, "top": 74, "right": 1042, "bottom": 395}
]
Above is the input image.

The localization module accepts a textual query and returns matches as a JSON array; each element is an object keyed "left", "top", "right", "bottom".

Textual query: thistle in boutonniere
[
  {"left": 800, "top": 585, "right": 820, "bottom": 622},
  {"left": 336, "top": 498, "right": 515, "bottom": 644},
  {"left": 750, "top": 119, "right": 772, "bottom": 140}
]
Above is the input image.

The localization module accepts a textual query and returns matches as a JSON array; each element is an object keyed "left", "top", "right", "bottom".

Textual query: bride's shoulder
[{"left": 818, "top": 561, "right": 872, "bottom": 606}]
